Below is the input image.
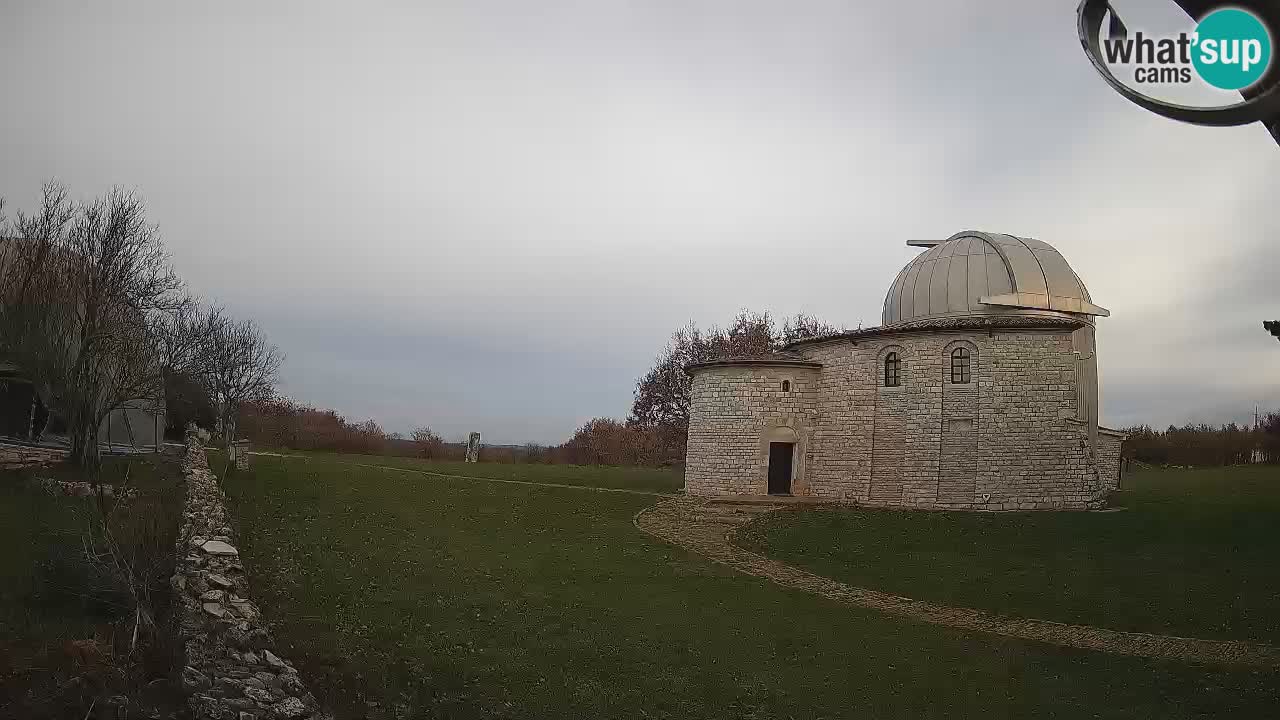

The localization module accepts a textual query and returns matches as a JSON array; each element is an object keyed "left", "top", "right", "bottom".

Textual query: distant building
[
  {"left": 0, "top": 356, "right": 164, "bottom": 451},
  {"left": 684, "top": 231, "right": 1124, "bottom": 510},
  {"left": 0, "top": 237, "right": 165, "bottom": 451}
]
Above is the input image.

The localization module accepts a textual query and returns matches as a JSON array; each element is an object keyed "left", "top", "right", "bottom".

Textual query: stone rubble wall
[
  {"left": 0, "top": 444, "right": 69, "bottom": 469},
  {"left": 172, "top": 435, "right": 329, "bottom": 720},
  {"left": 35, "top": 477, "right": 137, "bottom": 499}
]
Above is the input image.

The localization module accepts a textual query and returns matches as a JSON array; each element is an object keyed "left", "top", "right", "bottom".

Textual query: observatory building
[{"left": 684, "top": 231, "right": 1125, "bottom": 510}]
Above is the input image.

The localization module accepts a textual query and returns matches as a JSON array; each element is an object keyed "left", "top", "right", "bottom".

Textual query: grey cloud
[{"left": 2, "top": 0, "right": 1278, "bottom": 442}]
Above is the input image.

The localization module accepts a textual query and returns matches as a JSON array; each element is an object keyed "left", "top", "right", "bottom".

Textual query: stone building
[
  {"left": 684, "top": 230, "right": 1125, "bottom": 510},
  {"left": 0, "top": 356, "right": 165, "bottom": 451}
]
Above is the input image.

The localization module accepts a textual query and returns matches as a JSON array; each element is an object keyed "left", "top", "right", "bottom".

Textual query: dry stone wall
[
  {"left": 686, "top": 327, "right": 1122, "bottom": 510},
  {"left": 173, "top": 435, "right": 330, "bottom": 720}
]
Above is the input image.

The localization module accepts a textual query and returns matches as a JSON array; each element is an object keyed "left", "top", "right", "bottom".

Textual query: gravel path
[{"left": 634, "top": 496, "right": 1280, "bottom": 667}]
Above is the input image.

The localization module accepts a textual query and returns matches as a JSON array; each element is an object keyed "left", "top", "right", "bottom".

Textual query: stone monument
[
  {"left": 231, "top": 440, "right": 251, "bottom": 471},
  {"left": 465, "top": 432, "right": 481, "bottom": 463}
]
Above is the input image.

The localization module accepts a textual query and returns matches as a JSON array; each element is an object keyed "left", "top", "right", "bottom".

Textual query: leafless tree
[
  {"left": 0, "top": 183, "right": 181, "bottom": 478},
  {"left": 202, "top": 315, "right": 282, "bottom": 446},
  {"left": 628, "top": 309, "right": 842, "bottom": 463},
  {"left": 155, "top": 295, "right": 223, "bottom": 378},
  {"left": 153, "top": 297, "right": 226, "bottom": 437},
  {"left": 412, "top": 425, "right": 445, "bottom": 458},
  {"left": 780, "top": 312, "right": 843, "bottom": 345}
]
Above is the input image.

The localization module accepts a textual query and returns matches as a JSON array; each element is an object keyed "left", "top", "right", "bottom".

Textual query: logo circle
[{"left": 1191, "top": 8, "right": 1273, "bottom": 90}]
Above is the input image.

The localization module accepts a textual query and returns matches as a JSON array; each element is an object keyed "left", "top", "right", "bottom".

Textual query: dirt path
[{"left": 634, "top": 496, "right": 1280, "bottom": 667}]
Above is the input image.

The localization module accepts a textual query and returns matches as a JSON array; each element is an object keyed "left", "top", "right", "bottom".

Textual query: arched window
[
  {"left": 951, "top": 347, "right": 971, "bottom": 384},
  {"left": 884, "top": 352, "right": 900, "bottom": 387}
]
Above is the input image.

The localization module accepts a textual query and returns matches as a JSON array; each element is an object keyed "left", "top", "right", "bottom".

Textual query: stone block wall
[
  {"left": 173, "top": 435, "right": 330, "bottom": 720},
  {"left": 970, "top": 330, "right": 1097, "bottom": 509},
  {"left": 686, "top": 326, "right": 1117, "bottom": 510},
  {"left": 1097, "top": 429, "right": 1125, "bottom": 492},
  {"left": 231, "top": 441, "right": 250, "bottom": 471},
  {"left": 684, "top": 365, "right": 819, "bottom": 496}
]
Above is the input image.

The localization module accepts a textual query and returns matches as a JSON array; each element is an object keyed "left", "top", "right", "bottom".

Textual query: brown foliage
[
  {"left": 558, "top": 418, "right": 666, "bottom": 467},
  {"left": 411, "top": 426, "right": 448, "bottom": 459},
  {"left": 628, "top": 310, "right": 841, "bottom": 464},
  {"left": 239, "top": 398, "right": 392, "bottom": 455}
]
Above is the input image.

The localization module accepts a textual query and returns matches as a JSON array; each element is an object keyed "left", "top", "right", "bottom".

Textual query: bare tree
[
  {"left": 153, "top": 297, "right": 225, "bottom": 437},
  {"left": 628, "top": 310, "right": 842, "bottom": 463},
  {"left": 412, "top": 425, "right": 445, "bottom": 458},
  {"left": 202, "top": 315, "right": 282, "bottom": 446},
  {"left": 155, "top": 295, "right": 223, "bottom": 378},
  {"left": 780, "top": 312, "right": 843, "bottom": 345},
  {"left": 0, "top": 183, "right": 181, "bottom": 477}
]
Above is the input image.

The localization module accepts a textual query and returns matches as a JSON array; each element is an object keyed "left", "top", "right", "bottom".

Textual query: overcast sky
[{"left": 2, "top": 0, "right": 1277, "bottom": 444}]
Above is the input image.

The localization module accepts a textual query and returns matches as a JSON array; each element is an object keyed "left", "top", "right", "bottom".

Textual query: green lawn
[
  {"left": 0, "top": 453, "right": 187, "bottom": 717},
  {"left": 0, "top": 475, "right": 105, "bottom": 650},
  {"left": 737, "top": 465, "right": 1280, "bottom": 645},
  {"left": 223, "top": 455, "right": 1279, "bottom": 719},
  {"left": 1, "top": 454, "right": 180, "bottom": 644},
  {"left": 247, "top": 450, "right": 684, "bottom": 494}
]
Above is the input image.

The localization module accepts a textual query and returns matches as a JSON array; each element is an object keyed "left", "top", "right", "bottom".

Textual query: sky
[{"left": 1, "top": 0, "right": 1277, "bottom": 444}]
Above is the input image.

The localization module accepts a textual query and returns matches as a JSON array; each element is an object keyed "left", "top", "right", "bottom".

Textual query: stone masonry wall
[
  {"left": 1097, "top": 430, "right": 1125, "bottom": 492},
  {"left": 173, "top": 435, "right": 330, "bottom": 720},
  {"left": 686, "top": 328, "right": 1115, "bottom": 510},
  {"left": 684, "top": 365, "right": 819, "bottom": 496}
]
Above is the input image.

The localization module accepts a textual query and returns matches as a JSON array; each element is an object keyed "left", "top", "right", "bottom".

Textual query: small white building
[{"left": 0, "top": 358, "right": 164, "bottom": 451}]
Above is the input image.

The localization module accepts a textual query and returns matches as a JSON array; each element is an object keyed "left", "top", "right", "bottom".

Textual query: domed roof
[{"left": 881, "top": 231, "right": 1109, "bottom": 327}]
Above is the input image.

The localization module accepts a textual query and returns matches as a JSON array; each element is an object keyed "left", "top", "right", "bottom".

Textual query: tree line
[
  {"left": 1121, "top": 414, "right": 1280, "bottom": 467},
  {"left": 234, "top": 398, "right": 663, "bottom": 465},
  {"left": 176, "top": 300, "right": 1280, "bottom": 471},
  {"left": 0, "top": 183, "right": 281, "bottom": 479},
  {"left": 226, "top": 310, "right": 843, "bottom": 466}
]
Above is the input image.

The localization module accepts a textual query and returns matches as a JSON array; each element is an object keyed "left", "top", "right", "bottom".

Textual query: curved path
[{"left": 634, "top": 496, "right": 1280, "bottom": 667}]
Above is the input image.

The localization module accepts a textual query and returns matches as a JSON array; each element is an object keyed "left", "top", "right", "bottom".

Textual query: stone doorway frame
[{"left": 759, "top": 423, "right": 807, "bottom": 495}]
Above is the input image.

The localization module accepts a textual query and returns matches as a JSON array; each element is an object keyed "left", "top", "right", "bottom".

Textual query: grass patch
[
  {"left": 223, "top": 455, "right": 1279, "bottom": 719},
  {"left": 736, "top": 465, "right": 1280, "bottom": 644},
  {"left": 0, "top": 453, "right": 187, "bottom": 718},
  {"left": 246, "top": 449, "right": 684, "bottom": 494}
]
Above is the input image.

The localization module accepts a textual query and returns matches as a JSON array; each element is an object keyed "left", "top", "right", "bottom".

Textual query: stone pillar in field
[
  {"left": 466, "top": 432, "right": 481, "bottom": 463},
  {"left": 231, "top": 440, "right": 251, "bottom": 471}
]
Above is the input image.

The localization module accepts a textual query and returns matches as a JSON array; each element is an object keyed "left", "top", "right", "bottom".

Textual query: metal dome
[{"left": 881, "top": 231, "right": 1109, "bottom": 327}]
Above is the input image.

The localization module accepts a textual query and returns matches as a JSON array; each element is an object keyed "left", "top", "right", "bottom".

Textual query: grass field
[
  {"left": 0, "top": 453, "right": 186, "bottom": 717},
  {"left": 0, "top": 455, "right": 178, "bottom": 646},
  {"left": 247, "top": 450, "right": 685, "bottom": 494},
  {"left": 737, "top": 465, "right": 1280, "bottom": 645},
  {"left": 223, "top": 454, "right": 1280, "bottom": 719}
]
